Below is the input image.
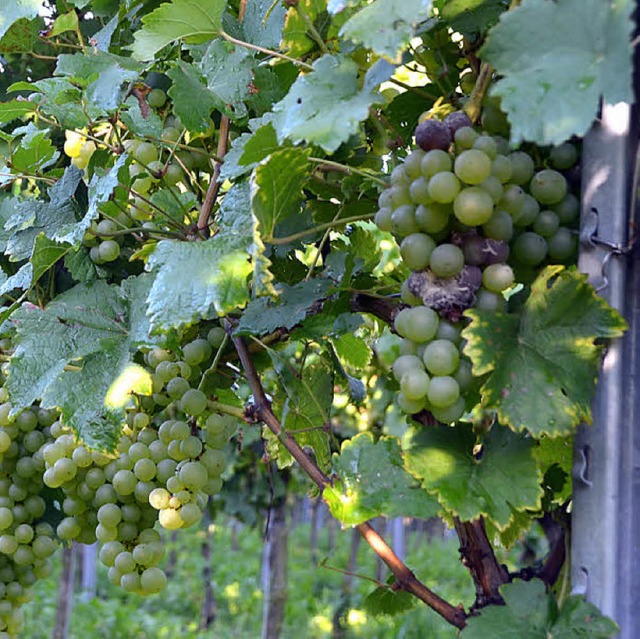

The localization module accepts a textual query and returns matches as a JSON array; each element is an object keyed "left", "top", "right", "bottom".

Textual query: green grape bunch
[{"left": 375, "top": 111, "right": 580, "bottom": 424}]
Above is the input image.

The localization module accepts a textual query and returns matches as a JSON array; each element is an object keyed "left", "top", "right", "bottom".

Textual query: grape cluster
[
  {"left": 375, "top": 112, "right": 579, "bottom": 422},
  {"left": 0, "top": 323, "right": 239, "bottom": 633},
  {"left": 62, "top": 87, "right": 213, "bottom": 268},
  {"left": 0, "top": 392, "right": 60, "bottom": 637}
]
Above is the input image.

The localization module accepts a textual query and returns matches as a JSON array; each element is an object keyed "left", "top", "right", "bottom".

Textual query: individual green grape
[
  {"left": 140, "top": 567, "right": 167, "bottom": 594},
  {"left": 393, "top": 307, "right": 439, "bottom": 343},
  {"left": 158, "top": 508, "right": 183, "bottom": 530},
  {"left": 475, "top": 289, "right": 507, "bottom": 312},
  {"left": 182, "top": 339, "right": 212, "bottom": 366},
  {"left": 533, "top": 210, "right": 560, "bottom": 237},
  {"left": 422, "top": 340, "right": 460, "bottom": 376},
  {"left": 482, "top": 263, "right": 515, "bottom": 293},
  {"left": 491, "top": 155, "right": 513, "bottom": 183},
  {"left": 404, "top": 150, "right": 426, "bottom": 178},
  {"left": 430, "top": 397, "right": 466, "bottom": 423},
  {"left": 135, "top": 142, "right": 159, "bottom": 165},
  {"left": 420, "top": 149, "right": 452, "bottom": 177},
  {"left": 392, "top": 355, "right": 424, "bottom": 382},
  {"left": 399, "top": 369, "right": 430, "bottom": 400},
  {"left": 180, "top": 389, "right": 208, "bottom": 416},
  {"left": 472, "top": 135, "right": 498, "bottom": 159},
  {"left": 97, "top": 240, "right": 120, "bottom": 263},
  {"left": 147, "top": 88, "right": 167, "bottom": 109},
  {"left": 391, "top": 205, "right": 419, "bottom": 237},
  {"left": 453, "top": 187, "right": 494, "bottom": 226},
  {"left": 453, "top": 127, "right": 478, "bottom": 150},
  {"left": 547, "top": 227, "right": 577, "bottom": 261},
  {"left": 397, "top": 392, "right": 427, "bottom": 414},
  {"left": 400, "top": 233, "right": 436, "bottom": 270},
  {"left": 454, "top": 149, "right": 492, "bottom": 185},
  {"left": 428, "top": 172, "right": 461, "bottom": 203},
  {"left": 482, "top": 210, "right": 513, "bottom": 242},
  {"left": 429, "top": 244, "right": 464, "bottom": 278},
  {"left": 552, "top": 193, "right": 579, "bottom": 224},
  {"left": 509, "top": 151, "right": 535, "bottom": 185},
  {"left": 549, "top": 142, "right": 578, "bottom": 169},
  {"left": 512, "top": 232, "right": 548, "bottom": 266},
  {"left": 530, "top": 169, "right": 567, "bottom": 205},
  {"left": 414, "top": 203, "right": 451, "bottom": 238},
  {"left": 409, "top": 177, "right": 433, "bottom": 204},
  {"left": 427, "top": 376, "right": 460, "bottom": 408},
  {"left": 512, "top": 194, "right": 540, "bottom": 228}
]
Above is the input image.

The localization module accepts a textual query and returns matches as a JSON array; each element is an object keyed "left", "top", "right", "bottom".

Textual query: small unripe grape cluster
[
  {"left": 376, "top": 112, "right": 580, "bottom": 423},
  {"left": 0, "top": 396, "right": 60, "bottom": 637}
]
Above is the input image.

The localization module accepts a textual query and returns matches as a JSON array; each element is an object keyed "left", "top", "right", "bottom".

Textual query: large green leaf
[
  {"left": 403, "top": 424, "right": 542, "bottom": 528},
  {"left": 145, "top": 236, "right": 251, "bottom": 333},
  {"left": 272, "top": 55, "right": 381, "bottom": 153},
  {"left": 7, "top": 279, "right": 155, "bottom": 450},
  {"left": 266, "top": 352, "right": 333, "bottom": 472},
  {"left": 132, "top": 0, "right": 227, "bottom": 61},
  {"left": 167, "top": 61, "right": 217, "bottom": 134},
  {"left": 250, "top": 147, "right": 311, "bottom": 242},
  {"left": 243, "top": 0, "right": 286, "bottom": 48},
  {"left": 0, "top": 100, "right": 37, "bottom": 125},
  {"left": 462, "top": 579, "right": 619, "bottom": 638},
  {"left": 198, "top": 39, "right": 254, "bottom": 120},
  {"left": 0, "top": 0, "right": 41, "bottom": 40},
  {"left": 462, "top": 266, "right": 627, "bottom": 436},
  {"left": 235, "top": 278, "right": 333, "bottom": 336},
  {"left": 480, "top": 0, "right": 634, "bottom": 144},
  {"left": 340, "top": 0, "right": 432, "bottom": 61},
  {"left": 325, "top": 433, "right": 439, "bottom": 525}
]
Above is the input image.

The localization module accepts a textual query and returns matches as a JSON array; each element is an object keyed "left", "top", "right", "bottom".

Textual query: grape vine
[{"left": 0, "top": 0, "right": 633, "bottom": 637}]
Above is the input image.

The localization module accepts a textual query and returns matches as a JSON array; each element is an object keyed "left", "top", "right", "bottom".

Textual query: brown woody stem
[{"left": 229, "top": 327, "right": 467, "bottom": 629}]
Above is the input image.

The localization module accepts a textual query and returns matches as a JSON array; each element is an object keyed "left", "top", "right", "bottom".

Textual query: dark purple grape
[
  {"left": 443, "top": 111, "right": 472, "bottom": 137},
  {"left": 462, "top": 235, "right": 509, "bottom": 266},
  {"left": 415, "top": 120, "right": 452, "bottom": 152}
]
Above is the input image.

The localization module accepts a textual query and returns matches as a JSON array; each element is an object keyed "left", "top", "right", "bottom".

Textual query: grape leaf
[
  {"left": 198, "top": 39, "right": 254, "bottom": 120},
  {"left": 403, "top": 424, "right": 542, "bottom": 528},
  {"left": 132, "top": 0, "right": 227, "bottom": 61},
  {"left": 4, "top": 165, "right": 84, "bottom": 260},
  {"left": 282, "top": 0, "right": 328, "bottom": 58},
  {"left": 440, "top": 0, "right": 508, "bottom": 35},
  {"left": 363, "top": 582, "right": 417, "bottom": 617},
  {"left": 0, "top": 100, "right": 37, "bottom": 125},
  {"left": 243, "top": 0, "right": 286, "bottom": 48},
  {"left": 145, "top": 236, "right": 251, "bottom": 333},
  {"left": 221, "top": 119, "right": 279, "bottom": 180},
  {"left": 330, "top": 333, "right": 372, "bottom": 370},
  {"left": 325, "top": 433, "right": 439, "bottom": 525},
  {"left": 461, "top": 579, "right": 619, "bottom": 638},
  {"left": 55, "top": 52, "right": 141, "bottom": 113},
  {"left": 235, "top": 278, "right": 333, "bottom": 336},
  {"left": 462, "top": 266, "right": 628, "bottom": 436},
  {"left": 250, "top": 147, "right": 311, "bottom": 241},
  {"left": 271, "top": 55, "right": 381, "bottom": 153},
  {"left": 30, "top": 78, "right": 89, "bottom": 130},
  {"left": 7, "top": 280, "right": 154, "bottom": 450},
  {"left": 0, "top": 17, "right": 42, "bottom": 55},
  {"left": 11, "top": 128, "right": 59, "bottom": 174},
  {"left": 46, "top": 10, "right": 79, "bottom": 37},
  {"left": 267, "top": 352, "right": 333, "bottom": 472},
  {"left": 480, "top": 0, "right": 634, "bottom": 145},
  {"left": 340, "top": 0, "right": 432, "bottom": 61},
  {"left": 0, "top": 0, "right": 41, "bottom": 40},
  {"left": 167, "top": 62, "right": 217, "bottom": 134},
  {"left": 30, "top": 235, "right": 71, "bottom": 284},
  {"left": 55, "top": 156, "right": 127, "bottom": 247}
]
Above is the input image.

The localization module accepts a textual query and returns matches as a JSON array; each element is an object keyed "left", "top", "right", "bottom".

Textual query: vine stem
[
  {"left": 308, "top": 157, "right": 387, "bottom": 185},
  {"left": 220, "top": 31, "right": 313, "bottom": 70},
  {"left": 228, "top": 327, "right": 467, "bottom": 630},
  {"left": 464, "top": 0, "right": 521, "bottom": 124},
  {"left": 267, "top": 213, "right": 375, "bottom": 246},
  {"left": 197, "top": 116, "right": 230, "bottom": 233}
]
